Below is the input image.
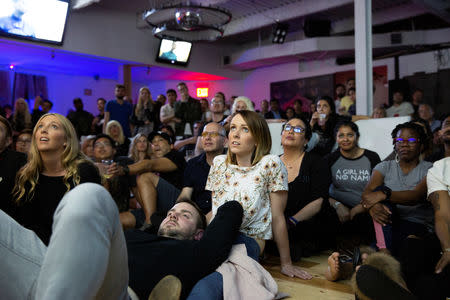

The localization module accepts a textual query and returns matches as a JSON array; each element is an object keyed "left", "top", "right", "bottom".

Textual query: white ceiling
[{"left": 1, "top": 0, "right": 449, "bottom": 80}]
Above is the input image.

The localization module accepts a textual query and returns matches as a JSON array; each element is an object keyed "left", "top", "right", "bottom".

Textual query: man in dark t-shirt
[
  {"left": 112, "top": 131, "right": 186, "bottom": 228},
  {"left": 178, "top": 122, "right": 227, "bottom": 215},
  {"left": 67, "top": 98, "right": 94, "bottom": 138}
]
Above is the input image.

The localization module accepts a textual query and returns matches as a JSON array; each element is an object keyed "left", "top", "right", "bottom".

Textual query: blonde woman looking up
[
  {"left": 129, "top": 133, "right": 153, "bottom": 162},
  {"left": 13, "top": 113, "right": 101, "bottom": 245},
  {"left": 106, "top": 120, "right": 130, "bottom": 157},
  {"left": 1, "top": 113, "right": 128, "bottom": 299},
  {"left": 131, "top": 87, "right": 155, "bottom": 136}
]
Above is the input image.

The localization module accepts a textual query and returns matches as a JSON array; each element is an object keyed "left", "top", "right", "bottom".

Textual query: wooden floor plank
[{"left": 262, "top": 252, "right": 355, "bottom": 299}]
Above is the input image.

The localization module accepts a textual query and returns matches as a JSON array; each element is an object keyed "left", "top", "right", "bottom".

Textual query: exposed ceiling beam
[
  {"left": 225, "top": 28, "right": 450, "bottom": 70},
  {"left": 412, "top": 0, "right": 450, "bottom": 24},
  {"left": 223, "top": 0, "right": 353, "bottom": 37},
  {"left": 332, "top": 3, "right": 427, "bottom": 33}
]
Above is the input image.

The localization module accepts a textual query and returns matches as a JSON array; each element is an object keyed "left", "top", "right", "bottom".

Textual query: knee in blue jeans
[
  {"left": 187, "top": 272, "right": 223, "bottom": 300},
  {"left": 234, "top": 234, "right": 260, "bottom": 261}
]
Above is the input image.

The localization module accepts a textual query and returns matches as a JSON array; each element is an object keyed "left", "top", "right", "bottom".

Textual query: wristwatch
[
  {"left": 333, "top": 201, "right": 341, "bottom": 209},
  {"left": 379, "top": 185, "right": 392, "bottom": 200}
]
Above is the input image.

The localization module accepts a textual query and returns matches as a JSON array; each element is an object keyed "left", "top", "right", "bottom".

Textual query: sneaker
[{"left": 148, "top": 275, "right": 182, "bottom": 300}]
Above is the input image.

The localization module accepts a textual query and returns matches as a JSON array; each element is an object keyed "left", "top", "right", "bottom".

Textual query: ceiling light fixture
[
  {"left": 272, "top": 23, "right": 289, "bottom": 44},
  {"left": 143, "top": 2, "right": 232, "bottom": 41}
]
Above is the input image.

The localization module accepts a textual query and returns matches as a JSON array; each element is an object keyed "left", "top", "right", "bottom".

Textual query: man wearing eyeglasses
[{"left": 178, "top": 122, "right": 227, "bottom": 219}]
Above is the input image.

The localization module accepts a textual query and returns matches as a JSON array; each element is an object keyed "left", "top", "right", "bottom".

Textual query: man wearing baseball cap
[{"left": 112, "top": 131, "right": 186, "bottom": 229}]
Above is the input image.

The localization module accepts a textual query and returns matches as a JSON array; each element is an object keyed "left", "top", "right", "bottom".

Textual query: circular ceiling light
[{"left": 144, "top": 2, "right": 231, "bottom": 41}]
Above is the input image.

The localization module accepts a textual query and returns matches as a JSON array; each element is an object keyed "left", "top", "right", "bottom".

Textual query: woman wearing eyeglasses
[
  {"left": 280, "top": 117, "right": 338, "bottom": 261},
  {"left": 361, "top": 122, "right": 434, "bottom": 255},
  {"left": 358, "top": 122, "right": 443, "bottom": 294}
]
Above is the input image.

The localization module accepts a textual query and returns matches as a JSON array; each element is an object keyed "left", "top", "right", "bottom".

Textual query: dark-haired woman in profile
[
  {"left": 280, "top": 116, "right": 337, "bottom": 261},
  {"left": 310, "top": 96, "right": 347, "bottom": 156},
  {"left": 310, "top": 96, "right": 369, "bottom": 156}
]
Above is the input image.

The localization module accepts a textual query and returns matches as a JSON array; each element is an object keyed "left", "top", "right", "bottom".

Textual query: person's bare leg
[{"left": 136, "top": 172, "right": 158, "bottom": 224}]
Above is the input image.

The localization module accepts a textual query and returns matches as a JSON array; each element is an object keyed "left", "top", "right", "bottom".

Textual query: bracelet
[
  {"left": 442, "top": 248, "right": 450, "bottom": 254},
  {"left": 333, "top": 201, "right": 341, "bottom": 209},
  {"left": 289, "top": 216, "right": 299, "bottom": 225}
]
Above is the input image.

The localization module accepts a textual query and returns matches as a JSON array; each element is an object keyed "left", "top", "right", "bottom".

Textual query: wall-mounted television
[
  {"left": 156, "top": 38, "right": 192, "bottom": 66},
  {"left": 0, "top": 0, "right": 70, "bottom": 45}
]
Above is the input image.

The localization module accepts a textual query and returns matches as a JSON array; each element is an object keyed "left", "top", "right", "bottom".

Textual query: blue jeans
[
  {"left": 0, "top": 183, "right": 129, "bottom": 300},
  {"left": 186, "top": 233, "right": 260, "bottom": 300}
]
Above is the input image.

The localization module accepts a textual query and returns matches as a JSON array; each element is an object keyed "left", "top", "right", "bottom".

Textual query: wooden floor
[{"left": 262, "top": 251, "right": 355, "bottom": 300}]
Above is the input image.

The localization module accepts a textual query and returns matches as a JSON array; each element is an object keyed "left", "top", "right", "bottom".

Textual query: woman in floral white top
[{"left": 206, "top": 110, "right": 312, "bottom": 279}]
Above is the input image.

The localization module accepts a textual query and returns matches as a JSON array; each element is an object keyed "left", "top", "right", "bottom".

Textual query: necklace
[{"left": 282, "top": 152, "right": 305, "bottom": 169}]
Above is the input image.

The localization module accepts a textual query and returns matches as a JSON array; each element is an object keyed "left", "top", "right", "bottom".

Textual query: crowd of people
[{"left": 0, "top": 80, "right": 449, "bottom": 300}]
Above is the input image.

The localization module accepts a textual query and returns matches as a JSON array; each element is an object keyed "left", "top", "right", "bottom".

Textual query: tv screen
[
  {"left": 156, "top": 39, "right": 192, "bottom": 66},
  {"left": 0, "top": 0, "right": 69, "bottom": 45}
]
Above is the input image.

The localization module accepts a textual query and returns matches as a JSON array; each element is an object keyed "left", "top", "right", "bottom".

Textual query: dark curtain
[
  {"left": 13, "top": 73, "right": 48, "bottom": 105},
  {"left": 0, "top": 70, "right": 11, "bottom": 107}
]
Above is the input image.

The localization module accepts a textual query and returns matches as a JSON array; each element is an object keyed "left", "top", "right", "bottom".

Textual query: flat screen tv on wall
[
  {"left": 0, "top": 0, "right": 70, "bottom": 45},
  {"left": 156, "top": 38, "right": 192, "bottom": 67}
]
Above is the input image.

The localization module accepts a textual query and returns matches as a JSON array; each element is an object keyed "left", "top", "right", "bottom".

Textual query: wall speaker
[{"left": 304, "top": 19, "right": 331, "bottom": 37}]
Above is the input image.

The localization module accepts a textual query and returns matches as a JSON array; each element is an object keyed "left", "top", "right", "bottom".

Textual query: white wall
[
  {"left": 241, "top": 57, "right": 395, "bottom": 110},
  {"left": 399, "top": 50, "right": 450, "bottom": 78},
  {"left": 59, "top": 7, "right": 241, "bottom": 79}
]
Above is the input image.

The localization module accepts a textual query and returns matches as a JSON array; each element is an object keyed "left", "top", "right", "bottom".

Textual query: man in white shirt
[
  {"left": 160, "top": 89, "right": 181, "bottom": 132},
  {"left": 386, "top": 91, "right": 414, "bottom": 117},
  {"left": 425, "top": 157, "right": 450, "bottom": 298}
]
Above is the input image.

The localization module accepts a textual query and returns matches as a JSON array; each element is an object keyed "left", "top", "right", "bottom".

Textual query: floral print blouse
[{"left": 206, "top": 154, "right": 288, "bottom": 239}]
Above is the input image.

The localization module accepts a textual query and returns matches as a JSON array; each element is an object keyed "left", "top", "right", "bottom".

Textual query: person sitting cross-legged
[{"left": 111, "top": 131, "right": 186, "bottom": 229}]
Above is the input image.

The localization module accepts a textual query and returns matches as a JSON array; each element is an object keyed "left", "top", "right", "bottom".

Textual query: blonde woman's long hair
[
  {"left": 105, "top": 120, "right": 125, "bottom": 144},
  {"left": 13, "top": 98, "right": 32, "bottom": 128},
  {"left": 136, "top": 87, "right": 153, "bottom": 116},
  {"left": 129, "top": 133, "right": 152, "bottom": 162},
  {"left": 226, "top": 110, "right": 271, "bottom": 166},
  {"left": 14, "top": 113, "right": 90, "bottom": 203}
]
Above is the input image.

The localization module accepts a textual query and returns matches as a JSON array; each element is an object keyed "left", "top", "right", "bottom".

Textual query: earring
[{"left": 395, "top": 153, "right": 399, "bottom": 163}]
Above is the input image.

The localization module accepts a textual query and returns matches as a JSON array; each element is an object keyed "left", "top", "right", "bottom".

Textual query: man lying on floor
[
  {"left": 126, "top": 197, "right": 244, "bottom": 299},
  {"left": 0, "top": 183, "right": 243, "bottom": 300}
]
